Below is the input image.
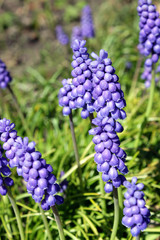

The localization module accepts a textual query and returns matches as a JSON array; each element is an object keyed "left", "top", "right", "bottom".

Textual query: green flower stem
[
  {"left": 110, "top": 187, "right": 119, "bottom": 240},
  {"left": 135, "top": 69, "right": 155, "bottom": 148},
  {"left": 145, "top": 70, "right": 155, "bottom": 118},
  {"left": 7, "top": 188, "right": 25, "bottom": 240},
  {"left": 38, "top": 203, "right": 52, "bottom": 240},
  {"left": 99, "top": 172, "right": 106, "bottom": 214},
  {"left": 69, "top": 112, "right": 83, "bottom": 188},
  {"left": 51, "top": 205, "right": 65, "bottom": 240},
  {"left": 118, "top": 186, "right": 123, "bottom": 222},
  {"left": 136, "top": 235, "right": 140, "bottom": 240},
  {"left": 7, "top": 85, "right": 32, "bottom": 138}
]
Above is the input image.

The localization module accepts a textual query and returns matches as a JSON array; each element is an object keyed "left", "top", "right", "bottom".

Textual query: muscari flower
[
  {"left": 56, "top": 25, "right": 69, "bottom": 45},
  {"left": 89, "top": 50, "right": 128, "bottom": 193},
  {"left": 0, "top": 60, "right": 12, "bottom": 89},
  {"left": 71, "top": 26, "right": 83, "bottom": 48},
  {"left": 59, "top": 40, "right": 95, "bottom": 119},
  {"left": 0, "top": 118, "right": 64, "bottom": 210},
  {"left": 122, "top": 177, "right": 150, "bottom": 237},
  {"left": 137, "top": 0, "right": 160, "bottom": 86},
  {"left": 81, "top": 5, "right": 95, "bottom": 38}
]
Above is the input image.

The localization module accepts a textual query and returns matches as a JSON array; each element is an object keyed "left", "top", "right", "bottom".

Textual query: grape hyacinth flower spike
[
  {"left": 56, "top": 25, "right": 69, "bottom": 45},
  {"left": 89, "top": 49, "right": 128, "bottom": 193},
  {"left": 0, "top": 118, "right": 65, "bottom": 240},
  {"left": 0, "top": 118, "right": 63, "bottom": 210},
  {"left": 122, "top": 177, "right": 150, "bottom": 238},
  {"left": 137, "top": 0, "right": 160, "bottom": 86},
  {"left": 59, "top": 40, "right": 95, "bottom": 119},
  {"left": 81, "top": 5, "right": 95, "bottom": 38},
  {"left": 135, "top": 0, "right": 160, "bottom": 147}
]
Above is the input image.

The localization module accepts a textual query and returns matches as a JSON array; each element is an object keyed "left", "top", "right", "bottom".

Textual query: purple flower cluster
[
  {"left": 0, "top": 118, "right": 63, "bottom": 210},
  {"left": 0, "top": 60, "right": 12, "bottom": 89},
  {"left": 137, "top": 0, "right": 160, "bottom": 59},
  {"left": 89, "top": 50, "right": 128, "bottom": 193},
  {"left": 56, "top": 25, "right": 69, "bottom": 45},
  {"left": 71, "top": 26, "right": 83, "bottom": 48},
  {"left": 122, "top": 177, "right": 150, "bottom": 237},
  {"left": 81, "top": 5, "right": 95, "bottom": 38},
  {"left": 137, "top": 0, "right": 160, "bottom": 86},
  {"left": 0, "top": 145, "right": 14, "bottom": 195},
  {"left": 59, "top": 40, "right": 94, "bottom": 119}
]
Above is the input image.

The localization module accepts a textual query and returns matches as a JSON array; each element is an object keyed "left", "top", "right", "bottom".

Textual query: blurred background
[{"left": 0, "top": 0, "right": 138, "bottom": 78}]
